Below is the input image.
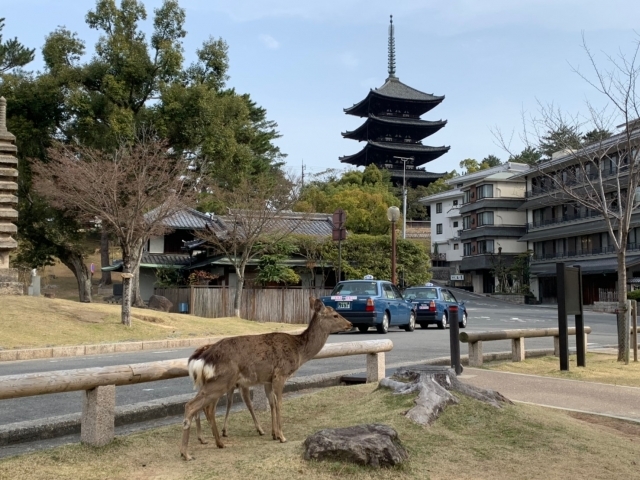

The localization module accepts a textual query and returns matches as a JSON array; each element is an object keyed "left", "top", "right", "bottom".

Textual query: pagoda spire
[{"left": 388, "top": 15, "right": 396, "bottom": 79}]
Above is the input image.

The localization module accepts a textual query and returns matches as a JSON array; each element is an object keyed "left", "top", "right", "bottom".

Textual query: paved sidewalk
[{"left": 459, "top": 368, "right": 640, "bottom": 421}]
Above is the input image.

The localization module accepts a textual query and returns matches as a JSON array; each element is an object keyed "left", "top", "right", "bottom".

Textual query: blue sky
[{"left": 3, "top": 0, "right": 640, "bottom": 177}]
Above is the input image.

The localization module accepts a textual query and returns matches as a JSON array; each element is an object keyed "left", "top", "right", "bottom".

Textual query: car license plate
[
  {"left": 337, "top": 301, "right": 351, "bottom": 309},
  {"left": 418, "top": 304, "right": 429, "bottom": 309}
]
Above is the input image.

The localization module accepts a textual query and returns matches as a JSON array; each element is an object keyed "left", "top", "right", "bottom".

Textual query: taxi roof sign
[{"left": 363, "top": 275, "right": 375, "bottom": 280}]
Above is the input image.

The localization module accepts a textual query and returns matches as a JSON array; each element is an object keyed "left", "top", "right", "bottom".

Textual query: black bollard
[{"left": 449, "top": 305, "right": 462, "bottom": 375}]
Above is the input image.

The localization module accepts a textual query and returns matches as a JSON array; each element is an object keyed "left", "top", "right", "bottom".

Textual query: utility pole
[
  {"left": 301, "top": 160, "right": 306, "bottom": 188},
  {"left": 393, "top": 156, "right": 413, "bottom": 239}
]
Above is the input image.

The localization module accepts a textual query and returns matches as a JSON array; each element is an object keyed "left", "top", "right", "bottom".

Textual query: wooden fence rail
[
  {"left": 460, "top": 326, "right": 592, "bottom": 367},
  {"left": 154, "top": 287, "right": 332, "bottom": 323},
  {"left": 0, "top": 339, "right": 393, "bottom": 446}
]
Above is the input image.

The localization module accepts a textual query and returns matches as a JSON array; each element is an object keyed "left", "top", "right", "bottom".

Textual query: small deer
[{"left": 180, "top": 297, "right": 352, "bottom": 460}]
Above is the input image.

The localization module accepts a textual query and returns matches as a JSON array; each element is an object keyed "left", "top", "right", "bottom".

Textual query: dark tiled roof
[
  {"left": 339, "top": 141, "right": 450, "bottom": 167},
  {"left": 219, "top": 212, "right": 334, "bottom": 238},
  {"left": 160, "top": 208, "right": 215, "bottom": 230},
  {"left": 388, "top": 169, "right": 445, "bottom": 180},
  {"left": 375, "top": 77, "right": 444, "bottom": 102},
  {"left": 101, "top": 253, "right": 192, "bottom": 272},
  {"left": 342, "top": 116, "right": 446, "bottom": 141},
  {"left": 345, "top": 77, "right": 444, "bottom": 117}
]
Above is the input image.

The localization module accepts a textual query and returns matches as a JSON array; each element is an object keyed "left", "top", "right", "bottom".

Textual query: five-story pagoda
[{"left": 340, "top": 16, "right": 449, "bottom": 187}]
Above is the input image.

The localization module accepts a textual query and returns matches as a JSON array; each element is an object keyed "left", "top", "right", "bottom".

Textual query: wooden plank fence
[
  {"left": 598, "top": 288, "right": 617, "bottom": 302},
  {"left": 153, "top": 287, "right": 332, "bottom": 324}
]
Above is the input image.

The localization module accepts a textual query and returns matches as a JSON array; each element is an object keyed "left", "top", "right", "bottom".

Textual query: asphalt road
[{"left": 0, "top": 289, "right": 618, "bottom": 426}]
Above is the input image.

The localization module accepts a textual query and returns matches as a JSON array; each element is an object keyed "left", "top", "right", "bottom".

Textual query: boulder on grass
[
  {"left": 303, "top": 424, "right": 408, "bottom": 467},
  {"left": 148, "top": 295, "right": 173, "bottom": 313}
]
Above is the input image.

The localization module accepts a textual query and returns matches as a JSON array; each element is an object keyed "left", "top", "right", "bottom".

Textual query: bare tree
[
  {"left": 196, "top": 175, "right": 302, "bottom": 317},
  {"left": 33, "top": 134, "right": 192, "bottom": 327},
  {"left": 494, "top": 35, "right": 640, "bottom": 363}
]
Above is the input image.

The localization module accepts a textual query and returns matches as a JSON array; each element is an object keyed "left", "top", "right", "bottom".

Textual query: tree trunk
[
  {"left": 130, "top": 245, "right": 145, "bottom": 307},
  {"left": 617, "top": 250, "right": 630, "bottom": 363},
  {"left": 100, "top": 228, "right": 112, "bottom": 286},
  {"left": 121, "top": 270, "right": 133, "bottom": 327},
  {"left": 120, "top": 244, "right": 133, "bottom": 327},
  {"left": 59, "top": 252, "right": 92, "bottom": 303},
  {"left": 234, "top": 268, "right": 245, "bottom": 317}
]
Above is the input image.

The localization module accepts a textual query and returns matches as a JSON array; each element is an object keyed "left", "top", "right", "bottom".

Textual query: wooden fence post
[{"left": 190, "top": 286, "right": 195, "bottom": 316}]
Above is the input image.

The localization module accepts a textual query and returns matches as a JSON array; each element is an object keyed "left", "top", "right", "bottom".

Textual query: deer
[{"left": 180, "top": 297, "right": 353, "bottom": 460}]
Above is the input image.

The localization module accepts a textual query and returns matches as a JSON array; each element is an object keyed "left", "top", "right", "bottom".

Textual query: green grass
[{"left": 1, "top": 383, "right": 638, "bottom": 479}]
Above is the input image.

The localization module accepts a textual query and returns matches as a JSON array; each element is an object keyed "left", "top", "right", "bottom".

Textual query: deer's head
[{"left": 309, "top": 297, "right": 353, "bottom": 333}]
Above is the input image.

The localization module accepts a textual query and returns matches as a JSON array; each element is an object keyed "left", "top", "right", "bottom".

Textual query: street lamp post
[
  {"left": 393, "top": 156, "right": 414, "bottom": 239},
  {"left": 387, "top": 206, "right": 401, "bottom": 285}
]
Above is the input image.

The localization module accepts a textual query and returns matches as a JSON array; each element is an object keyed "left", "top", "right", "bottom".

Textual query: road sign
[
  {"left": 450, "top": 274, "right": 464, "bottom": 281},
  {"left": 332, "top": 209, "right": 346, "bottom": 229}
]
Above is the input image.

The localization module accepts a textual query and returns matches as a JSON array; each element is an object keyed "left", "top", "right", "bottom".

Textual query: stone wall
[{"left": 491, "top": 293, "right": 525, "bottom": 305}]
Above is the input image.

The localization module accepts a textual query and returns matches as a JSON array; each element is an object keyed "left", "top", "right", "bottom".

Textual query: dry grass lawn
[
  {"left": 0, "top": 296, "right": 300, "bottom": 350},
  {"left": 484, "top": 353, "right": 640, "bottom": 388},
  {"left": 0, "top": 383, "right": 639, "bottom": 480}
]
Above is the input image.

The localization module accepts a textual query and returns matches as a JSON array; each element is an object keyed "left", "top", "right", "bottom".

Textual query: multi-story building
[
  {"left": 457, "top": 163, "right": 529, "bottom": 293},
  {"left": 421, "top": 162, "right": 528, "bottom": 291},
  {"left": 516, "top": 128, "right": 640, "bottom": 304},
  {"left": 421, "top": 188, "right": 463, "bottom": 283}
]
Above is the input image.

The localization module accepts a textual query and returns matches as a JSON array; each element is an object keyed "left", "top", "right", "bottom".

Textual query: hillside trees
[
  {"left": 296, "top": 164, "right": 400, "bottom": 234},
  {"left": 0, "top": 0, "right": 285, "bottom": 302}
]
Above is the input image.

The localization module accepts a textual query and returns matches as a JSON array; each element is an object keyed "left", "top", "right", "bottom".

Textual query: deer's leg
[
  {"left": 272, "top": 376, "right": 287, "bottom": 443},
  {"left": 264, "top": 383, "right": 278, "bottom": 440},
  {"left": 196, "top": 410, "right": 208, "bottom": 444},
  {"left": 240, "top": 385, "right": 265, "bottom": 435},
  {"left": 222, "top": 386, "right": 234, "bottom": 437},
  {"left": 180, "top": 384, "right": 227, "bottom": 460}
]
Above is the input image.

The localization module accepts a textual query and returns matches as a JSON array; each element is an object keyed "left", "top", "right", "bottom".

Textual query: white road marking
[{"left": 143, "top": 389, "right": 154, "bottom": 391}]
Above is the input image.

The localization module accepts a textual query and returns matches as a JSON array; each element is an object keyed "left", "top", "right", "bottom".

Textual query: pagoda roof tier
[
  {"left": 344, "top": 77, "right": 444, "bottom": 118},
  {"left": 339, "top": 141, "right": 450, "bottom": 168},
  {"left": 342, "top": 115, "right": 447, "bottom": 142}
]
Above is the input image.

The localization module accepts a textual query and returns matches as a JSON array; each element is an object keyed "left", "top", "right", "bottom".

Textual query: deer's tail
[{"left": 188, "top": 358, "right": 216, "bottom": 391}]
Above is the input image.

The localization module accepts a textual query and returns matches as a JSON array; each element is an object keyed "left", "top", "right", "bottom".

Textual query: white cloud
[
  {"left": 259, "top": 34, "right": 280, "bottom": 49},
  {"left": 339, "top": 52, "right": 359, "bottom": 69}
]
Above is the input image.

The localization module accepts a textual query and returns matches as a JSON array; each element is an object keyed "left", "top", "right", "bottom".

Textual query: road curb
[{"left": 0, "top": 329, "right": 307, "bottom": 363}]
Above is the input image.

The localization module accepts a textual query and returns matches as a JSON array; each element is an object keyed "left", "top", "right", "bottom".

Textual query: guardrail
[
  {"left": 459, "top": 327, "right": 592, "bottom": 367},
  {"left": 0, "top": 339, "right": 393, "bottom": 447}
]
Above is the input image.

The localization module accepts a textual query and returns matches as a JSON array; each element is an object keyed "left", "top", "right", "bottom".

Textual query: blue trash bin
[{"left": 178, "top": 302, "right": 189, "bottom": 314}]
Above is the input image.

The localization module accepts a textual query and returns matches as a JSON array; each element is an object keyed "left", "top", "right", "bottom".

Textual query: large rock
[
  {"left": 148, "top": 295, "right": 173, "bottom": 312},
  {"left": 303, "top": 424, "right": 408, "bottom": 467}
]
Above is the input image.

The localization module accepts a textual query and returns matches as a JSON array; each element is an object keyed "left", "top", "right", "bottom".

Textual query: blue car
[
  {"left": 320, "top": 279, "right": 416, "bottom": 334},
  {"left": 403, "top": 285, "right": 467, "bottom": 330}
]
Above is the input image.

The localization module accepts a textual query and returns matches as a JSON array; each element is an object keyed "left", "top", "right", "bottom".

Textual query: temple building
[{"left": 340, "top": 16, "right": 450, "bottom": 187}]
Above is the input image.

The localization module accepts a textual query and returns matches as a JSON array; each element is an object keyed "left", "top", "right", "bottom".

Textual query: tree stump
[{"left": 379, "top": 366, "right": 512, "bottom": 426}]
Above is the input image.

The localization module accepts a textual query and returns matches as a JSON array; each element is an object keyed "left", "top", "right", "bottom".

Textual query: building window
[
  {"left": 463, "top": 216, "right": 471, "bottom": 230},
  {"left": 436, "top": 203, "right": 442, "bottom": 214},
  {"left": 463, "top": 190, "right": 471, "bottom": 204},
  {"left": 457, "top": 183, "right": 463, "bottom": 188},
  {"left": 477, "top": 240, "right": 494, "bottom": 254},
  {"left": 476, "top": 184, "right": 493, "bottom": 199},
  {"left": 436, "top": 224, "right": 443, "bottom": 235},
  {"left": 453, "top": 243, "right": 459, "bottom": 250},
  {"left": 453, "top": 221, "right": 459, "bottom": 228},
  {"left": 453, "top": 200, "right": 458, "bottom": 206},
  {"left": 477, "top": 211, "right": 494, "bottom": 226},
  {"left": 463, "top": 243, "right": 472, "bottom": 256}
]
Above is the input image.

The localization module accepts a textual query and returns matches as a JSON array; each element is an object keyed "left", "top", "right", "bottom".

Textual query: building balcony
[
  {"left": 532, "top": 243, "right": 640, "bottom": 262},
  {"left": 525, "top": 166, "right": 628, "bottom": 199},
  {"left": 527, "top": 210, "right": 601, "bottom": 231}
]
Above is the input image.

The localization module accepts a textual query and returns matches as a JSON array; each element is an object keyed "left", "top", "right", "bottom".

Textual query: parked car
[
  {"left": 320, "top": 278, "right": 416, "bottom": 334},
  {"left": 403, "top": 284, "right": 467, "bottom": 329}
]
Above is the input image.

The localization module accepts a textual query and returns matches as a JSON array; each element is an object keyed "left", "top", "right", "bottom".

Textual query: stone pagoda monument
[
  {"left": 0, "top": 96, "right": 23, "bottom": 295},
  {"left": 340, "top": 16, "right": 450, "bottom": 188}
]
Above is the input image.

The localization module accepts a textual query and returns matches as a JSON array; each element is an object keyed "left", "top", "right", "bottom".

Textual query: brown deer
[{"left": 180, "top": 297, "right": 352, "bottom": 460}]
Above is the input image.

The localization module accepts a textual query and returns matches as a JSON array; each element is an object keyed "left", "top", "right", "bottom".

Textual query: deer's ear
[
  {"left": 310, "top": 298, "right": 324, "bottom": 312},
  {"left": 309, "top": 296, "right": 317, "bottom": 311}
]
